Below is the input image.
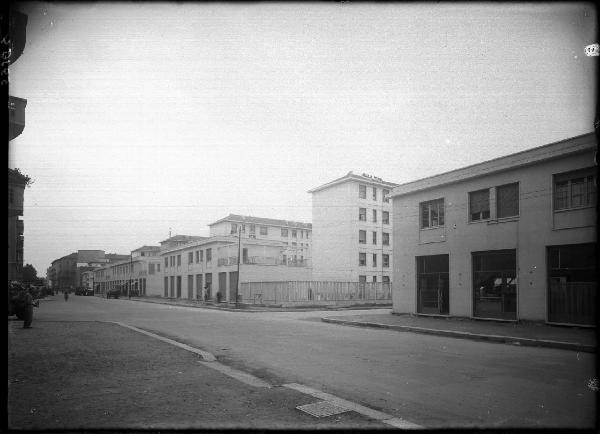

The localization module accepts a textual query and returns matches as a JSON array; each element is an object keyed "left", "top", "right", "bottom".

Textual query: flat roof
[
  {"left": 308, "top": 171, "right": 399, "bottom": 193},
  {"left": 208, "top": 214, "right": 312, "bottom": 229},
  {"left": 391, "top": 132, "right": 597, "bottom": 198}
]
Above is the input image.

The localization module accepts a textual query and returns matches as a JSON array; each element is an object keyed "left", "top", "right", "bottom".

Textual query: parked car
[{"left": 106, "top": 288, "right": 121, "bottom": 299}]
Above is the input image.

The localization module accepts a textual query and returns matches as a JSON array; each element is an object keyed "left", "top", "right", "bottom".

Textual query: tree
[{"left": 22, "top": 263, "right": 38, "bottom": 283}]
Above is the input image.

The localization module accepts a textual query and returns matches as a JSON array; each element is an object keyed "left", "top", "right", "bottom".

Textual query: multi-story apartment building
[
  {"left": 93, "top": 246, "right": 163, "bottom": 296},
  {"left": 391, "top": 133, "right": 597, "bottom": 326},
  {"left": 309, "top": 172, "right": 398, "bottom": 284},
  {"left": 8, "top": 168, "right": 29, "bottom": 282},
  {"left": 47, "top": 250, "right": 129, "bottom": 291},
  {"left": 208, "top": 214, "right": 312, "bottom": 266},
  {"left": 159, "top": 234, "right": 311, "bottom": 302}
]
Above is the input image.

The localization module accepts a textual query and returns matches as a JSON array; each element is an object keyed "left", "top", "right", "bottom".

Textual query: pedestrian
[
  {"left": 22, "top": 287, "right": 38, "bottom": 329},
  {"left": 64, "top": 290, "right": 69, "bottom": 301}
]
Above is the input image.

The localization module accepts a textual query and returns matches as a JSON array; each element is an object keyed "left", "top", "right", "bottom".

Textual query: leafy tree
[{"left": 22, "top": 263, "right": 38, "bottom": 283}]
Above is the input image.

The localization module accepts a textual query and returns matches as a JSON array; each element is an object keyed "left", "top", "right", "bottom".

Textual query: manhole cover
[{"left": 296, "top": 401, "right": 351, "bottom": 418}]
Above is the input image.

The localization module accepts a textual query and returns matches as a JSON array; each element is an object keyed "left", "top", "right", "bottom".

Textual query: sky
[{"left": 8, "top": 2, "right": 597, "bottom": 275}]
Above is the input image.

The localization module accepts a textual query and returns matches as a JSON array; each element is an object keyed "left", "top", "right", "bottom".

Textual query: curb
[
  {"left": 321, "top": 318, "right": 596, "bottom": 353},
  {"left": 123, "top": 297, "right": 391, "bottom": 312}
]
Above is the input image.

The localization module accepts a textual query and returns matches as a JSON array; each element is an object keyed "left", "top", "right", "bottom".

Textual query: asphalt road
[{"left": 27, "top": 294, "right": 597, "bottom": 428}]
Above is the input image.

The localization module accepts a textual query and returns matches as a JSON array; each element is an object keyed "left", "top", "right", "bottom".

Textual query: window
[
  {"left": 383, "top": 254, "right": 389, "bottom": 268},
  {"left": 157, "top": 264, "right": 160, "bottom": 272},
  {"left": 281, "top": 228, "right": 288, "bottom": 237},
  {"left": 372, "top": 276, "right": 377, "bottom": 283},
  {"left": 170, "top": 256, "right": 174, "bottom": 267},
  {"left": 372, "top": 187, "right": 377, "bottom": 201},
  {"left": 421, "top": 199, "right": 444, "bottom": 228},
  {"left": 177, "top": 255, "right": 181, "bottom": 266},
  {"left": 383, "top": 189, "right": 390, "bottom": 203},
  {"left": 359, "top": 230, "right": 366, "bottom": 244},
  {"left": 306, "top": 232, "right": 310, "bottom": 239},
  {"left": 195, "top": 251, "right": 199, "bottom": 263},
  {"left": 469, "top": 189, "right": 490, "bottom": 221},
  {"left": 359, "top": 208, "right": 366, "bottom": 221},
  {"left": 292, "top": 230, "right": 297, "bottom": 238},
  {"left": 496, "top": 183, "right": 519, "bottom": 218},
  {"left": 165, "top": 257, "right": 168, "bottom": 268},
  {"left": 472, "top": 250, "right": 516, "bottom": 320},
  {"left": 300, "top": 231, "right": 304, "bottom": 239},
  {"left": 372, "top": 231, "right": 377, "bottom": 245},
  {"left": 372, "top": 253, "right": 377, "bottom": 267},
  {"left": 149, "top": 263, "right": 155, "bottom": 275},
  {"left": 372, "top": 209, "right": 377, "bottom": 222},
  {"left": 200, "top": 250, "right": 204, "bottom": 262},
  {"left": 359, "top": 184, "right": 367, "bottom": 199},
  {"left": 359, "top": 253, "right": 366, "bottom": 266},
  {"left": 206, "top": 249, "right": 212, "bottom": 262},
  {"left": 188, "top": 252, "right": 193, "bottom": 264},
  {"left": 382, "top": 211, "right": 389, "bottom": 224},
  {"left": 554, "top": 168, "right": 596, "bottom": 211},
  {"left": 230, "top": 223, "right": 238, "bottom": 234},
  {"left": 382, "top": 232, "right": 390, "bottom": 246},
  {"left": 260, "top": 226, "right": 268, "bottom": 236}
]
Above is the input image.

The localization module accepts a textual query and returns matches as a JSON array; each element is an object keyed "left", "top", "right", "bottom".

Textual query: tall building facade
[
  {"left": 309, "top": 172, "right": 398, "bottom": 283},
  {"left": 390, "top": 133, "right": 597, "bottom": 325},
  {"left": 8, "top": 169, "right": 29, "bottom": 282}
]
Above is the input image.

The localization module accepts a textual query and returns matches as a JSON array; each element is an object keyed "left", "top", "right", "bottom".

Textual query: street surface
[{"left": 9, "top": 295, "right": 597, "bottom": 429}]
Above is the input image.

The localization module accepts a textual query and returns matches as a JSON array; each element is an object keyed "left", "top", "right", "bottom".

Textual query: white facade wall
[
  {"left": 311, "top": 178, "right": 394, "bottom": 282},
  {"left": 392, "top": 144, "right": 596, "bottom": 322},
  {"left": 160, "top": 237, "right": 312, "bottom": 302},
  {"left": 209, "top": 220, "right": 312, "bottom": 263}
]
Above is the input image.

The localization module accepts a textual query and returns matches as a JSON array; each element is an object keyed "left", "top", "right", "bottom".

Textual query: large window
[
  {"left": 554, "top": 168, "right": 596, "bottom": 211},
  {"left": 382, "top": 254, "right": 389, "bottom": 268},
  {"left": 260, "top": 226, "right": 268, "bottom": 236},
  {"left": 372, "top": 231, "right": 377, "bottom": 245},
  {"left": 359, "top": 230, "right": 366, "bottom": 244},
  {"left": 372, "top": 187, "right": 377, "bottom": 201},
  {"left": 177, "top": 255, "right": 181, "bottom": 266},
  {"left": 281, "top": 228, "right": 288, "bottom": 237},
  {"left": 472, "top": 250, "right": 516, "bottom": 320},
  {"left": 382, "top": 232, "right": 390, "bottom": 246},
  {"left": 372, "top": 253, "right": 377, "bottom": 267},
  {"left": 382, "top": 211, "right": 390, "bottom": 224},
  {"left": 547, "top": 243, "right": 596, "bottom": 326},
  {"left": 230, "top": 223, "right": 238, "bottom": 234},
  {"left": 420, "top": 199, "right": 444, "bottom": 229},
  {"left": 206, "top": 249, "right": 212, "bottom": 263},
  {"left": 359, "top": 253, "right": 366, "bottom": 266},
  {"left": 417, "top": 255, "right": 449, "bottom": 315},
  {"left": 383, "top": 189, "right": 390, "bottom": 203},
  {"left": 188, "top": 252, "right": 193, "bottom": 264},
  {"left": 469, "top": 189, "right": 490, "bottom": 221},
  {"left": 359, "top": 184, "right": 367, "bottom": 199},
  {"left": 359, "top": 208, "right": 366, "bottom": 221},
  {"left": 372, "top": 209, "right": 377, "bottom": 222},
  {"left": 496, "top": 183, "right": 519, "bottom": 218}
]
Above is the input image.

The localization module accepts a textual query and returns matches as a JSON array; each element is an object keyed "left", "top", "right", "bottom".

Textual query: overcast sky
[{"left": 9, "top": 2, "right": 597, "bottom": 275}]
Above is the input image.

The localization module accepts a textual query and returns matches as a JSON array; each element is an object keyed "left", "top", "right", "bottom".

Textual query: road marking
[
  {"left": 198, "top": 361, "right": 271, "bottom": 388},
  {"left": 113, "top": 322, "right": 216, "bottom": 362},
  {"left": 283, "top": 383, "right": 422, "bottom": 429}
]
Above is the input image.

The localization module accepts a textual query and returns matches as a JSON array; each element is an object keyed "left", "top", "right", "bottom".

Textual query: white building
[
  {"left": 308, "top": 172, "right": 398, "bottom": 284},
  {"left": 208, "top": 214, "right": 312, "bottom": 267},
  {"left": 390, "top": 133, "right": 596, "bottom": 325}
]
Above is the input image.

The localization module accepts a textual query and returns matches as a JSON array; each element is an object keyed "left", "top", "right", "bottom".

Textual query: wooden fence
[{"left": 238, "top": 281, "right": 392, "bottom": 306}]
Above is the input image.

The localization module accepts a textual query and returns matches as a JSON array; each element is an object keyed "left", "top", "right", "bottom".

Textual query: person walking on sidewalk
[
  {"left": 22, "top": 287, "right": 39, "bottom": 329},
  {"left": 64, "top": 289, "right": 69, "bottom": 301}
]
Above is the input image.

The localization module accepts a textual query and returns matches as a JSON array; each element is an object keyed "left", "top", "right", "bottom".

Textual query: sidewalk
[
  {"left": 321, "top": 312, "right": 597, "bottom": 353},
  {"left": 7, "top": 319, "right": 386, "bottom": 430},
  {"left": 126, "top": 295, "right": 391, "bottom": 312}
]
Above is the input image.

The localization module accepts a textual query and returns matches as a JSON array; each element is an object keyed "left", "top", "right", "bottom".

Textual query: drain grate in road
[{"left": 296, "top": 401, "right": 352, "bottom": 418}]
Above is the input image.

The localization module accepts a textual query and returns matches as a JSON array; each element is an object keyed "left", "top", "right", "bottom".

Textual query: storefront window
[{"left": 472, "top": 250, "right": 516, "bottom": 320}]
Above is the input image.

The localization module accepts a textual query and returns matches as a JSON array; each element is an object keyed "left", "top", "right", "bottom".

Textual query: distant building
[
  {"left": 8, "top": 169, "right": 30, "bottom": 282},
  {"left": 308, "top": 172, "right": 398, "bottom": 284},
  {"left": 93, "top": 248, "right": 162, "bottom": 297},
  {"left": 157, "top": 235, "right": 311, "bottom": 302},
  {"left": 390, "top": 133, "right": 597, "bottom": 326},
  {"left": 208, "top": 214, "right": 312, "bottom": 266},
  {"left": 46, "top": 250, "right": 129, "bottom": 290}
]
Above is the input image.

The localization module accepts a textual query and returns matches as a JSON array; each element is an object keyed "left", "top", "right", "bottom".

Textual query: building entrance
[
  {"left": 472, "top": 250, "right": 517, "bottom": 320},
  {"left": 417, "top": 254, "right": 449, "bottom": 315}
]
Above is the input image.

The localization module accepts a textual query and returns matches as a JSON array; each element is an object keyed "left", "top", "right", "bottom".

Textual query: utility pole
[
  {"left": 236, "top": 226, "right": 241, "bottom": 308},
  {"left": 128, "top": 253, "right": 132, "bottom": 299}
]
